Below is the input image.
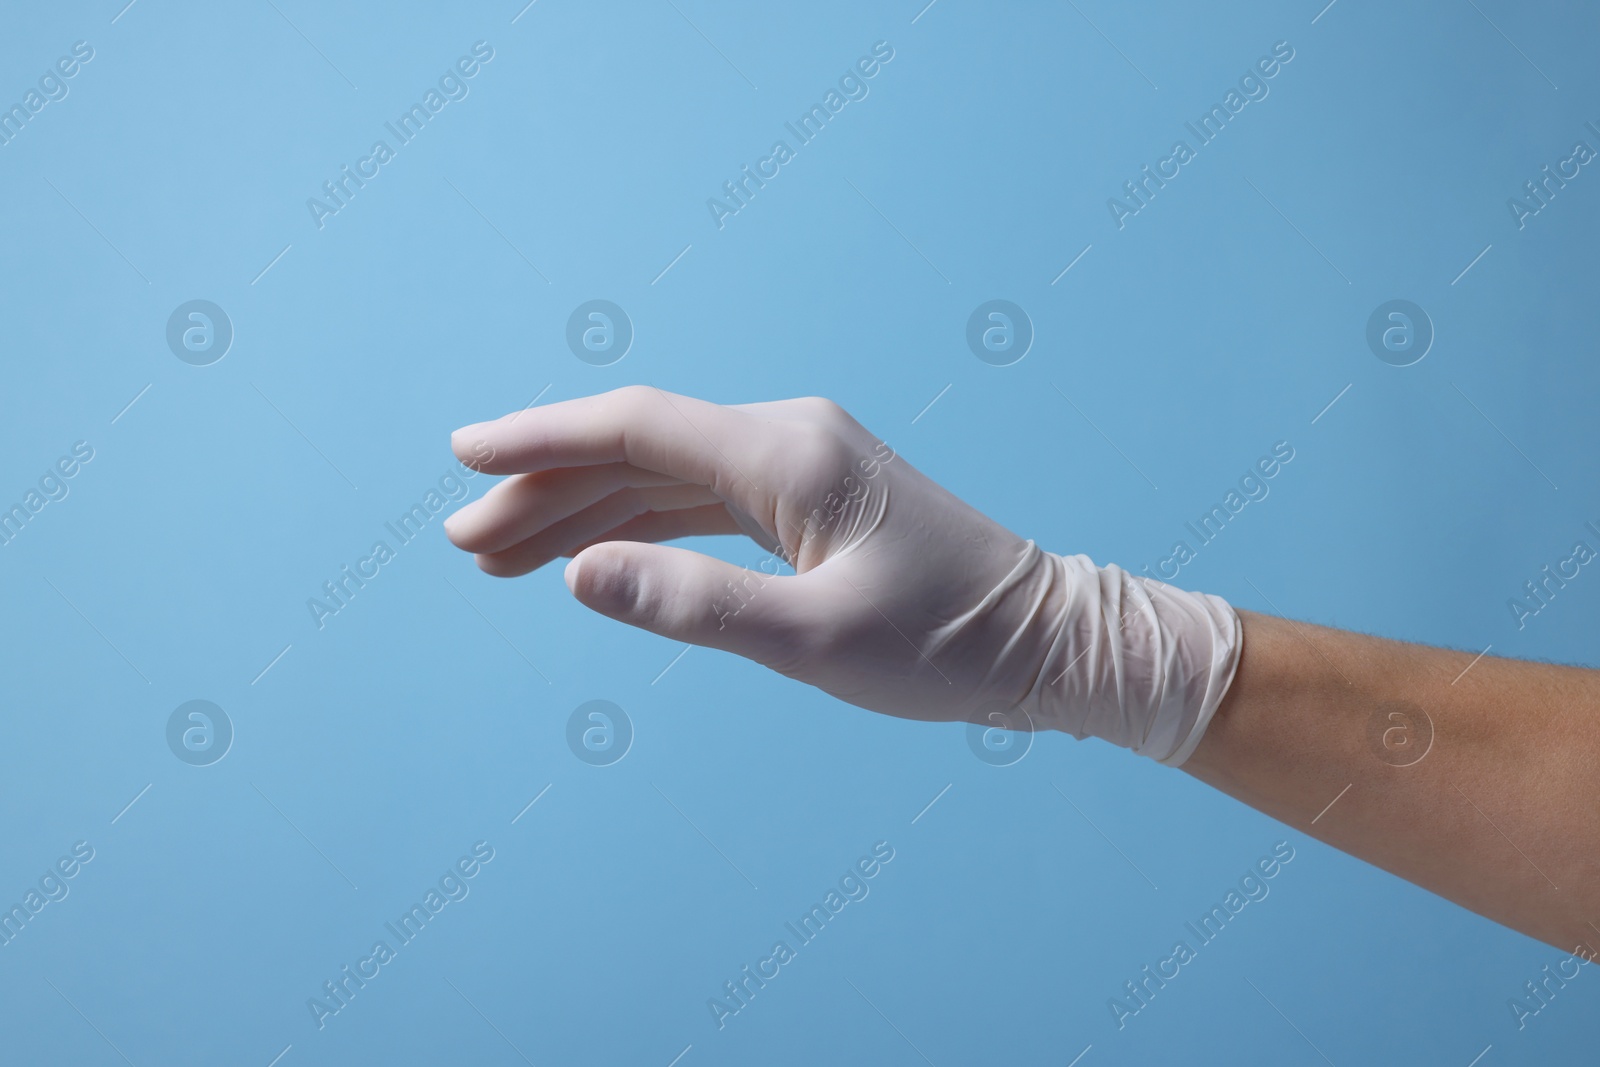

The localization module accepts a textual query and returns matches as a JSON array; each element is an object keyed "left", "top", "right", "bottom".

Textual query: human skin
[
  {"left": 1185, "top": 610, "right": 1600, "bottom": 953},
  {"left": 445, "top": 386, "right": 1600, "bottom": 953}
]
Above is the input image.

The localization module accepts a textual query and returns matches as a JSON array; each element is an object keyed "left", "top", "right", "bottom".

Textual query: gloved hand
[{"left": 445, "top": 387, "right": 1242, "bottom": 765}]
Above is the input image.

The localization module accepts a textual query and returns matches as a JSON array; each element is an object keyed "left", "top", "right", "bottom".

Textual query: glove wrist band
[{"left": 1015, "top": 545, "right": 1244, "bottom": 766}]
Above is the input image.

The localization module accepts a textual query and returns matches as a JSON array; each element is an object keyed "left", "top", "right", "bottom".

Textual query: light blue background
[{"left": 1, "top": 1, "right": 1597, "bottom": 1063}]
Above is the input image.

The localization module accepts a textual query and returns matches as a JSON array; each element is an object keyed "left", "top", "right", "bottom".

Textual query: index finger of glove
[{"left": 451, "top": 385, "right": 776, "bottom": 519}]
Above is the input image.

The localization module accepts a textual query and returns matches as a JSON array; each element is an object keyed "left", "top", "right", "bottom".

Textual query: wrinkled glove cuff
[{"left": 1019, "top": 546, "right": 1243, "bottom": 766}]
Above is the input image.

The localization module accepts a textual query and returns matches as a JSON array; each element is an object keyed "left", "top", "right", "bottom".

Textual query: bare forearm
[{"left": 1183, "top": 609, "right": 1600, "bottom": 951}]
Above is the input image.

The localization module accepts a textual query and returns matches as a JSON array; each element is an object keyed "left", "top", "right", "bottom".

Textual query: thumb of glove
[{"left": 565, "top": 541, "right": 806, "bottom": 667}]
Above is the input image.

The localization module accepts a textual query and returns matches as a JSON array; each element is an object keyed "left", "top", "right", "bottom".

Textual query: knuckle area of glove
[
  {"left": 775, "top": 424, "right": 880, "bottom": 502},
  {"left": 788, "top": 395, "right": 853, "bottom": 428}
]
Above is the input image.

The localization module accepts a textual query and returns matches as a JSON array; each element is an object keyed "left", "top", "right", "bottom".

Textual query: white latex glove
[{"left": 445, "top": 387, "right": 1242, "bottom": 765}]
